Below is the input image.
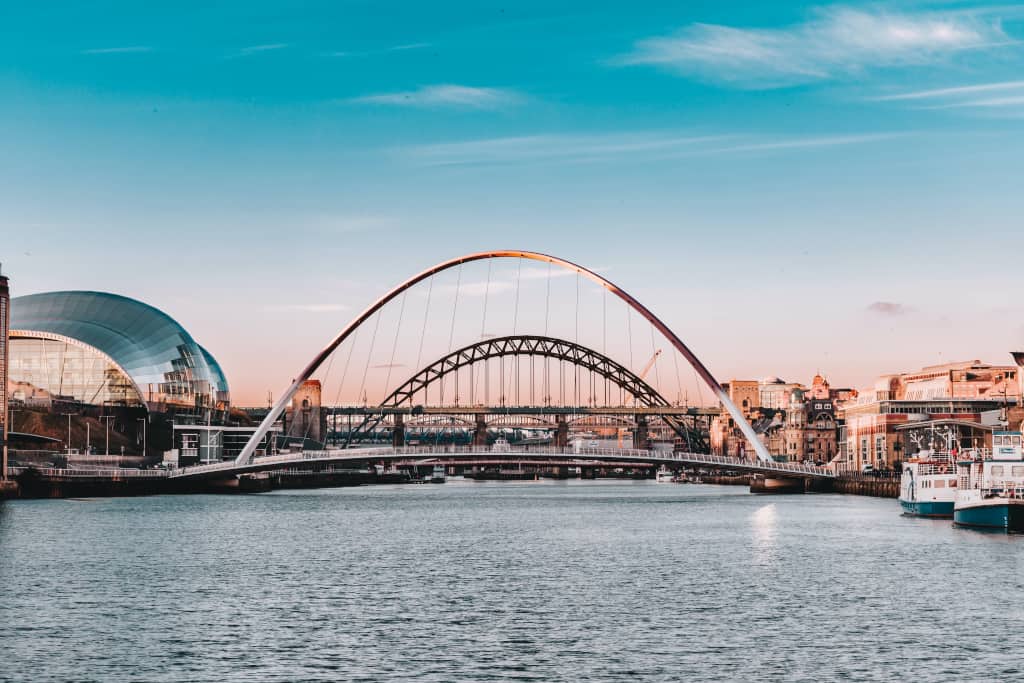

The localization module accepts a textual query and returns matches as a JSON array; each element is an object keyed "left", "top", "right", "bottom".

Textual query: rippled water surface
[{"left": 2, "top": 480, "right": 1023, "bottom": 682}]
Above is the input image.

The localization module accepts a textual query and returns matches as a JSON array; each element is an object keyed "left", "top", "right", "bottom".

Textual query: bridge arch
[
  {"left": 236, "top": 251, "right": 771, "bottom": 464},
  {"left": 344, "top": 335, "right": 692, "bottom": 445}
]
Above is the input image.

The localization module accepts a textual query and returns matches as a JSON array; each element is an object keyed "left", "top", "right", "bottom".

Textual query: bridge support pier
[
  {"left": 392, "top": 414, "right": 405, "bottom": 448},
  {"left": 474, "top": 414, "right": 488, "bottom": 447},
  {"left": 749, "top": 475, "right": 806, "bottom": 494},
  {"left": 554, "top": 415, "right": 568, "bottom": 448},
  {"left": 633, "top": 416, "right": 649, "bottom": 450}
]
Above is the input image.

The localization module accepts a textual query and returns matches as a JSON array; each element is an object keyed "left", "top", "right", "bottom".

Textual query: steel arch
[
  {"left": 236, "top": 250, "right": 772, "bottom": 464},
  {"left": 344, "top": 335, "right": 693, "bottom": 445}
]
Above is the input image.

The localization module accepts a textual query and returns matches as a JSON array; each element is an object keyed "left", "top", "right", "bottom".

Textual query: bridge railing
[{"left": 170, "top": 445, "right": 834, "bottom": 478}]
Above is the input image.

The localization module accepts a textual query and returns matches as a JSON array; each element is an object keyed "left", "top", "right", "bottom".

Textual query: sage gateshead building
[{"left": 9, "top": 291, "right": 229, "bottom": 414}]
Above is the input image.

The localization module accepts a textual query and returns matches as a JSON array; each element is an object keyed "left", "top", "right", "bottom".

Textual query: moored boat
[
  {"left": 654, "top": 467, "right": 677, "bottom": 483},
  {"left": 899, "top": 450, "right": 957, "bottom": 518},
  {"left": 954, "top": 431, "right": 1024, "bottom": 533}
]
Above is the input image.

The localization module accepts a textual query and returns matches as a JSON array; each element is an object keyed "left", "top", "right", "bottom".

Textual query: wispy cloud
[
  {"left": 324, "top": 42, "right": 432, "bottom": 58},
  {"left": 234, "top": 43, "right": 288, "bottom": 57},
  {"left": 873, "top": 79, "right": 1024, "bottom": 112},
  {"left": 349, "top": 84, "right": 522, "bottom": 109},
  {"left": 867, "top": 301, "right": 911, "bottom": 316},
  {"left": 712, "top": 133, "right": 902, "bottom": 153},
  {"left": 617, "top": 6, "right": 1010, "bottom": 87},
  {"left": 396, "top": 131, "right": 899, "bottom": 167},
  {"left": 82, "top": 46, "right": 152, "bottom": 55},
  {"left": 388, "top": 42, "right": 431, "bottom": 52},
  {"left": 874, "top": 80, "right": 1024, "bottom": 101}
]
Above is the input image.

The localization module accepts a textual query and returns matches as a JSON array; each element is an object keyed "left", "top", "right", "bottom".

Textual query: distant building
[
  {"left": 0, "top": 267, "right": 9, "bottom": 477},
  {"left": 839, "top": 360, "right": 1020, "bottom": 472},
  {"left": 711, "top": 374, "right": 848, "bottom": 462},
  {"left": 283, "top": 380, "right": 327, "bottom": 448},
  {"left": 7, "top": 291, "right": 231, "bottom": 458}
]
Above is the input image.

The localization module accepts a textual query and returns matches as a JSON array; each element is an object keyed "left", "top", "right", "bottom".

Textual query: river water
[{"left": 1, "top": 481, "right": 1022, "bottom": 682}]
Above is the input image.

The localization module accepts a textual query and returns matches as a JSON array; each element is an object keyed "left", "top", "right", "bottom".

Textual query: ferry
[
  {"left": 898, "top": 450, "right": 958, "bottom": 518},
  {"left": 954, "top": 431, "right": 1024, "bottom": 533}
]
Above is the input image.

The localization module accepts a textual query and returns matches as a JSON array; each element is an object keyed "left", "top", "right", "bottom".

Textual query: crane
[{"left": 638, "top": 349, "right": 661, "bottom": 381}]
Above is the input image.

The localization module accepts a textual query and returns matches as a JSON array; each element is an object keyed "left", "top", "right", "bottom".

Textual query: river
[{"left": 1, "top": 480, "right": 1022, "bottom": 682}]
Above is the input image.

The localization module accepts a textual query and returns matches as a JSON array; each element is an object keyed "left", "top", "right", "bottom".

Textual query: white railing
[
  {"left": 6, "top": 466, "right": 169, "bottom": 479},
  {"left": 169, "top": 446, "right": 835, "bottom": 478}
]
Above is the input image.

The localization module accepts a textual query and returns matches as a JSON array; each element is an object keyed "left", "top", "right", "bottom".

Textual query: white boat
[
  {"left": 954, "top": 431, "right": 1024, "bottom": 532},
  {"left": 655, "top": 467, "right": 677, "bottom": 483},
  {"left": 491, "top": 437, "right": 511, "bottom": 452},
  {"left": 899, "top": 450, "right": 957, "bottom": 518}
]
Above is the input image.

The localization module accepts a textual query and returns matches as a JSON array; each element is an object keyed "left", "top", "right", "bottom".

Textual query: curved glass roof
[{"left": 10, "top": 291, "right": 230, "bottom": 410}]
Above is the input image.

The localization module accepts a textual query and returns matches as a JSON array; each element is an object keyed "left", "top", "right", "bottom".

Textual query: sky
[{"left": 2, "top": 1, "right": 1024, "bottom": 405}]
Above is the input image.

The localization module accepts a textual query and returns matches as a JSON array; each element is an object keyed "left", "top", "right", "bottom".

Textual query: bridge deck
[{"left": 169, "top": 447, "right": 835, "bottom": 480}]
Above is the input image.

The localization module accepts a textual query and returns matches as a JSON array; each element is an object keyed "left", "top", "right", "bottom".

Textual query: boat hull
[
  {"left": 954, "top": 500, "right": 1024, "bottom": 532},
  {"left": 899, "top": 499, "right": 954, "bottom": 518}
]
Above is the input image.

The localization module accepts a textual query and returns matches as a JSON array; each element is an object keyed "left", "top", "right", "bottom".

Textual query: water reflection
[{"left": 751, "top": 502, "right": 778, "bottom": 565}]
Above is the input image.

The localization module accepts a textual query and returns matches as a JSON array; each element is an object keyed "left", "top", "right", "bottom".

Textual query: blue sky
[{"left": 3, "top": 1, "right": 1024, "bottom": 403}]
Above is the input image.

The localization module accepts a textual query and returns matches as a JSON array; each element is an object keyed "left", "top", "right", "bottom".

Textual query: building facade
[
  {"left": 838, "top": 360, "right": 1020, "bottom": 472},
  {"left": 283, "top": 380, "right": 327, "bottom": 448},
  {"left": 0, "top": 268, "right": 9, "bottom": 478},
  {"left": 711, "top": 374, "right": 846, "bottom": 462},
  {"left": 6, "top": 290, "right": 232, "bottom": 459}
]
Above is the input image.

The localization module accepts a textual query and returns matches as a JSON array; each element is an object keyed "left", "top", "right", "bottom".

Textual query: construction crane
[
  {"left": 618, "top": 350, "right": 663, "bottom": 448},
  {"left": 638, "top": 349, "right": 662, "bottom": 381}
]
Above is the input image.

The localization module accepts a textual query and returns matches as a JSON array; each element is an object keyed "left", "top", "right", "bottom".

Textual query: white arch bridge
[
  {"left": 237, "top": 250, "right": 777, "bottom": 466},
  {"left": 167, "top": 446, "right": 836, "bottom": 482}
]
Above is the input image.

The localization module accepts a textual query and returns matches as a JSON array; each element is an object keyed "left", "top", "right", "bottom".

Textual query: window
[
  {"left": 935, "top": 480, "right": 945, "bottom": 488},
  {"left": 991, "top": 465, "right": 1005, "bottom": 477},
  {"left": 1012, "top": 466, "right": 1024, "bottom": 477}
]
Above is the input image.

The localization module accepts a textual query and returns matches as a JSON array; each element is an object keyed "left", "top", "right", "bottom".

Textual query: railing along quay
[{"left": 6, "top": 466, "right": 169, "bottom": 479}]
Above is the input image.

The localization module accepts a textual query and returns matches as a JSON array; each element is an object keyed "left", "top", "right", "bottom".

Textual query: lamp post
[
  {"left": 137, "top": 417, "right": 147, "bottom": 458},
  {"left": 99, "top": 415, "right": 114, "bottom": 457},
  {"left": 61, "top": 413, "right": 74, "bottom": 455}
]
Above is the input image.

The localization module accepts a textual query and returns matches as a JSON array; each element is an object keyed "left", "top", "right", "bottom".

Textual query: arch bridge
[
  {"left": 236, "top": 250, "right": 773, "bottom": 466},
  {"left": 341, "top": 334, "right": 705, "bottom": 450}
]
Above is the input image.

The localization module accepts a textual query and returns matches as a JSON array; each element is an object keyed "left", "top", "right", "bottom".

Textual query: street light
[
  {"left": 61, "top": 413, "right": 74, "bottom": 455},
  {"left": 99, "top": 415, "right": 114, "bottom": 457},
  {"left": 137, "top": 417, "right": 147, "bottom": 458}
]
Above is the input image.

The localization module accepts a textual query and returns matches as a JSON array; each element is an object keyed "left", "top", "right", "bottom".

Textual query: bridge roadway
[
  {"left": 255, "top": 405, "right": 722, "bottom": 418},
  {"left": 168, "top": 446, "right": 836, "bottom": 481}
]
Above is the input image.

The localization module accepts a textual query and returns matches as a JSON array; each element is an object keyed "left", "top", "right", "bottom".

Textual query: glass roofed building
[{"left": 8, "top": 291, "right": 229, "bottom": 414}]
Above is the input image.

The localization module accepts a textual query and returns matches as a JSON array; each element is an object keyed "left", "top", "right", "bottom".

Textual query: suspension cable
[
  {"left": 357, "top": 309, "right": 382, "bottom": 407},
  {"left": 383, "top": 290, "right": 408, "bottom": 401}
]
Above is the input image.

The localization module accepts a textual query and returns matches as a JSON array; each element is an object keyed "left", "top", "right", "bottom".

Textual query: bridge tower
[
  {"left": 633, "top": 416, "right": 650, "bottom": 450},
  {"left": 473, "top": 414, "right": 488, "bottom": 447},
  {"left": 554, "top": 414, "right": 568, "bottom": 448},
  {"left": 392, "top": 413, "right": 405, "bottom": 448}
]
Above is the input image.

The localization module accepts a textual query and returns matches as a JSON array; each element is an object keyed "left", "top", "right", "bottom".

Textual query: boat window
[
  {"left": 991, "top": 465, "right": 1005, "bottom": 477},
  {"left": 949, "top": 479, "right": 957, "bottom": 487},
  {"left": 934, "top": 480, "right": 945, "bottom": 488},
  {"left": 1014, "top": 436, "right": 1022, "bottom": 446},
  {"left": 1013, "top": 466, "right": 1024, "bottom": 477},
  {"left": 995, "top": 436, "right": 1005, "bottom": 446}
]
